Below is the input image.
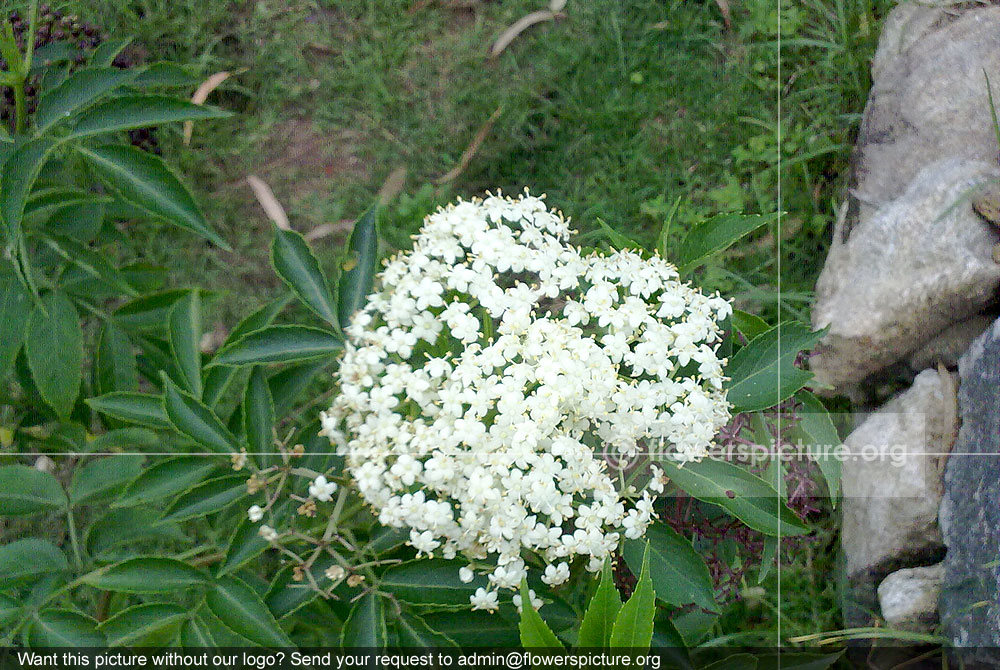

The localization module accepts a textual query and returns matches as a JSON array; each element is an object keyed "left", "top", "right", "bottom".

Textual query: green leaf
[
  {"left": 269, "top": 361, "right": 324, "bottom": 416},
  {"left": 68, "top": 455, "right": 144, "bottom": 505},
  {"left": 86, "top": 392, "right": 169, "bottom": 428},
  {"left": 0, "top": 593, "right": 20, "bottom": 626},
  {"left": 95, "top": 322, "right": 139, "bottom": 396},
  {"left": 84, "top": 557, "right": 209, "bottom": 593},
  {"left": 676, "top": 213, "right": 776, "bottom": 273},
  {"left": 1, "top": 137, "right": 59, "bottom": 246},
  {"left": 113, "top": 289, "right": 189, "bottom": 331},
  {"left": 206, "top": 575, "right": 293, "bottom": 648},
  {"left": 162, "top": 376, "right": 240, "bottom": 454},
  {"left": 731, "top": 309, "right": 769, "bottom": 340},
  {"left": 85, "top": 508, "right": 188, "bottom": 558},
  {"left": 0, "top": 539, "right": 68, "bottom": 582},
  {"left": 271, "top": 228, "right": 338, "bottom": 328},
  {"left": 725, "top": 322, "right": 823, "bottom": 413},
  {"left": 89, "top": 38, "right": 132, "bottom": 67},
  {"left": 67, "top": 95, "right": 230, "bottom": 138},
  {"left": 396, "top": 612, "right": 459, "bottom": 649},
  {"left": 161, "top": 473, "right": 248, "bottom": 523},
  {"left": 131, "top": 62, "right": 201, "bottom": 88},
  {"left": 421, "top": 612, "right": 520, "bottom": 647},
  {"left": 594, "top": 216, "right": 642, "bottom": 250},
  {"left": 380, "top": 559, "right": 486, "bottom": 607},
  {"left": 218, "top": 517, "right": 270, "bottom": 577},
  {"left": 0, "top": 464, "right": 67, "bottom": 515},
  {"left": 25, "top": 292, "right": 83, "bottom": 418},
  {"left": 609, "top": 543, "right": 656, "bottom": 650},
  {"left": 76, "top": 144, "right": 229, "bottom": 249},
  {"left": 623, "top": 522, "right": 717, "bottom": 611},
  {"left": 180, "top": 616, "right": 217, "bottom": 647},
  {"left": 87, "top": 427, "right": 159, "bottom": 453},
  {"left": 518, "top": 577, "right": 564, "bottom": 649},
  {"left": 244, "top": 367, "right": 275, "bottom": 458},
  {"left": 577, "top": 559, "right": 622, "bottom": 648},
  {"left": 0, "top": 276, "right": 31, "bottom": 376},
  {"left": 99, "top": 603, "right": 186, "bottom": 647},
  {"left": 337, "top": 205, "right": 378, "bottom": 328},
  {"left": 341, "top": 591, "right": 388, "bottom": 648},
  {"left": 757, "top": 536, "right": 778, "bottom": 584},
  {"left": 116, "top": 456, "right": 220, "bottom": 507},
  {"left": 212, "top": 325, "right": 343, "bottom": 366},
  {"left": 28, "top": 609, "right": 106, "bottom": 646},
  {"left": 34, "top": 67, "right": 137, "bottom": 133},
  {"left": 167, "top": 291, "right": 203, "bottom": 397},
  {"left": 755, "top": 651, "right": 844, "bottom": 670},
  {"left": 658, "top": 458, "right": 808, "bottom": 536},
  {"left": 791, "top": 390, "right": 842, "bottom": 503}
]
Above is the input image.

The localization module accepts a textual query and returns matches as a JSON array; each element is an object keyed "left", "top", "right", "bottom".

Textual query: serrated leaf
[
  {"left": 68, "top": 455, "right": 144, "bottom": 505},
  {"left": 657, "top": 458, "right": 808, "bottom": 536},
  {"left": 34, "top": 68, "right": 137, "bottom": 133},
  {"left": 577, "top": 559, "right": 622, "bottom": 648},
  {"left": 211, "top": 325, "right": 343, "bottom": 366},
  {"left": 84, "top": 557, "right": 209, "bottom": 593},
  {"left": 206, "top": 575, "right": 293, "bottom": 648},
  {"left": 167, "top": 291, "right": 202, "bottom": 397},
  {"left": 380, "top": 559, "right": 486, "bottom": 607},
  {"left": 337, "top": 205, "right": 378, "bottom": 328},
  {"left": 25, "top": 291, "right": 82, "bottom": 418},
  {"left": 180, "top": 616, "right": 217, "bottom": 647},
  {"left": 676, "top": 213, "right": 777, "bottom": 273},
  {"left": 86, "top": 392, "right": 169, "bottom": 428},
  {"left": 731, "top": 310, "right": 769, "bottom": 340},
  {"left": 76, "top": 144, "right": 229, "bottom": 249},
  {"left": 518, "top": 577, "right": 564, "bottom": 649},
  {"left": 161, "top": 473, "right": 248, "bottom": 522},
  {"left": 421, "top": 612, "right": 520, "bottom": 647},
  {"left": 131, "top": 62, "right": 201, "bottom": 88},
  {"left": 0, "top": 465, "right": 67, "bottom": 515},
  {"left": 116, "top": 456, "right": 220, "bottom": 507},
  {"left": 90, "top": 39, "right": 132, "bottom": 68},
  {"left": 95, "top": 322, "right": 139, "bottom": 396},
  {"left": 792, "top": 390, "right": 841, "bottom": 503},
  {"left": 623, "top": 522, "right": 717, "bottom": 611},
  {"left": 218, "top": 517, "right": 269, "bottom": 577},
  {"left": 99, "top": 603, "right": 186, "bottom": 647},
  {"left": 243, "top": 367, "right": 274, "bottom": 458},
  {"left": 28, "top": 609, "right": 106, "bottom": 646},
  {"left": 271, "top": 228, "right": 338, "bottom": 328},
  {"left": 0, "top": 539, "right": 68, "bottom": 582},
  {"left": 0, "top": 276, "right": 31, "bottom": 377},
  {"left": 85, "top": 507, "right": 188, "bottom": 558},
  {"left": 162, "top": 376, "right": 240, "bottom": 454},
  {"left": 67, "top": 95, "right": 230, "bottom": 139},
  {"left": 113, "top": 289, "right": 189, "bottom": 331},
  {"left": 342, "top": 591, "right": 388, "bottom": 648},
  {"left": 725, "top": 322, "right": 823, "bottom": 413},
  {"left": 1, "top": 137, "right": 59, "bottom": 245},
  {"left": 610, "top": 543, "right": 656, "bottom": 650}
]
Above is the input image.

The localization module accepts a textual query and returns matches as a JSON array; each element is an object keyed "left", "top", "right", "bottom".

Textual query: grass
[{"left": 43, "top": 0, "right": 891, "bottom": 640}]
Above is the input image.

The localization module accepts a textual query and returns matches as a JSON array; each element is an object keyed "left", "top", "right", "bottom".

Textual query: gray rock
[
  {"left": 877, "top": 563, "right": 944, "bottom": 632},
  {"left": 849, "top": 4, "right": 1000, "bottom": 228},
  {"left": 840, "top": 369, "right": 954, "bottom": 626},
  {"left": 940, "top": 318, "right": 1000, "bottom": 651},
  {"left": 812, "top": 158, "right": 1000, "bottom": 391},
  {"left": 907, "top": 315, "right": 994, "bottom": 373}
]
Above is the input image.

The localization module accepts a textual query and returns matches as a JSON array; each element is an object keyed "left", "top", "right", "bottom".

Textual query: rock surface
[
  {"left": 907, "top": 315, "right": 995, "bottom": 373},
  {"left": 939, "top": 318, "right": 1000, "bottom": 651},
  {"left": 840, "top": 369, "right": 954, "bottom": 626},
  {"left": 812, "top": 158, "right": 1000, "bottom": 391},
  {"left": 877, "top": 563, "right": 943, "bottom": 632}
]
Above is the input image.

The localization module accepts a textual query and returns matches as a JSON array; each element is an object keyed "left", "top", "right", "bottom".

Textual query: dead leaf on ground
[
  {"left": 247, "top": 175, "right": 292, "bottom": 231},
  {"left": 435, "top": 107, "right": 503, "bottom": 184},
  {"left": 489, "top": 5, "right": 565, "bottom": 59},
  {"left": 304, "top": 220, "right": 355, "bottom": 243},
  {"left": 714, "top": 0, "right": 731, "bottom": 29},
  {"left": 184, "top": 70, "right": 234, "bottom": 145}
]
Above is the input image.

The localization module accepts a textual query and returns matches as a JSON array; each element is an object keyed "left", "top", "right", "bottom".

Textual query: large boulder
[
  {"left": 939, "top": 318, "right": 1000, "bottom": 651},
  {"left": 840, "top": 369, "right": 954, "bottom": 626},
  {"left": 811, "top": 158, "right": 1000, "bottom": 392}
]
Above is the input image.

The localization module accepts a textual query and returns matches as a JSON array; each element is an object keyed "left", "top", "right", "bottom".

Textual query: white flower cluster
[{"left": 318, "top": 191, "right": 732, "bottom": 611}]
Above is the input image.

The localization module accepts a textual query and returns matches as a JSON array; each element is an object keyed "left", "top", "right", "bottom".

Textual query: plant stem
[
  {"left": 65, "top": 505, "right": 84, "bottom": 571},
  {"left": 22, "top": 0, "right": 39, "bottom": 75},
  {"left": 13, "top": 80, "right": 26, "bottom": 133}
]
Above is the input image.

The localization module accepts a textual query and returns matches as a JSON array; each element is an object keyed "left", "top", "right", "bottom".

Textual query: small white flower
[
  {"left": 459, "top": 566, "right": 475, "bottom": 583},
  {"left": 325, "top": 565, "right": 346, "bottom": 582},
  {"left": 470, "top": 587, "right": 499, "bottom": 612},
  {"left": 309, "top": 475, "right": 338, "bottom": 502},
  {"left": 258, "top": 525, "right": 278, "bottom": 542},
  {"left": 541, "top": 562, "right": 570, "bottom": 586},
  {"left": 513, "top": 588, "right": 543, "bottom": 613},
  {"left": 247, "top": 505, "right": 264, "bottom": 523}
]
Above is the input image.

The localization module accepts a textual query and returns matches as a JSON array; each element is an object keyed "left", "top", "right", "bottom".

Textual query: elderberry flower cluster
[{"left": 317, "top": 191, "right": 732, "bottom": 611}]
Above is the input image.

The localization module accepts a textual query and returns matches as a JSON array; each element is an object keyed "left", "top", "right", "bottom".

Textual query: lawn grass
[{"left": 48, "top": 0, "right": 893, "bottom": 640}]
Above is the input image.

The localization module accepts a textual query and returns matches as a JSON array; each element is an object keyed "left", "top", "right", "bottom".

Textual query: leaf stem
[{"left": 65, "top": 505, "right": 84, "bottom": 571}]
